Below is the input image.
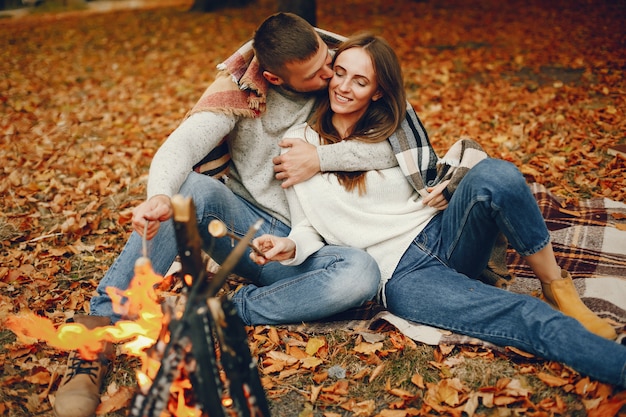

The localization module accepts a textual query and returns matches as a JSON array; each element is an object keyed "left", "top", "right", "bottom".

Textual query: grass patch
[
  {"left": 28, "top": 0, "right": 87, "bottom": 14},
  {"left": 0, "top": 217, "right": 20, "bottom": 243}
]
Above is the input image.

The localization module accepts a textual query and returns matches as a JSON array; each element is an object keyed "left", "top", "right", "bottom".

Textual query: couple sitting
[{"left": 53, "top": 11, "right": 625, "bottom": 417}]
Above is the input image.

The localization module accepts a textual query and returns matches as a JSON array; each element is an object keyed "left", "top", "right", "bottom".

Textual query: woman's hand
[
  {"left": 273, "top": 138, "right": 320, "bottom": 188},
  {"left": 131, "top": 195, "right": 173, "bottom": 240},
  {"left": 250, "top": 234, "right": 297, "bottom": 265},
  {"left": 423, "top": 180, "right": 450, "bottom": 211}
]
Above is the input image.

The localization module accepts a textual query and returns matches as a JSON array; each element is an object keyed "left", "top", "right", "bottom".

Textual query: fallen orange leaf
[{"left": 537, "top": 372, "right": 569, "bottom": 387}]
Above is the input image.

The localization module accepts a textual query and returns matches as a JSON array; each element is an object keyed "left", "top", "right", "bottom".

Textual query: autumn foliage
[{"left": 1, "top": 0, "right": 625, "bottom": 416}]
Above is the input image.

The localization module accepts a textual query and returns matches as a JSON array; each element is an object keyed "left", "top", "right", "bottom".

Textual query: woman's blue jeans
[
  {"left": 385, "top": 158, "right": 626, "bottom": 387},
  {"left": 90, "top": 172, "right": 380, "bottom": 326}
]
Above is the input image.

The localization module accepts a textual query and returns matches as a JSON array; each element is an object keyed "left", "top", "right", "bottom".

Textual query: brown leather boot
[
  {"left": 53, "top": 315, "right": 114, "bottom": 417},
  {"left": 541, "top": 270, "right": 617, "bottom": 340}
]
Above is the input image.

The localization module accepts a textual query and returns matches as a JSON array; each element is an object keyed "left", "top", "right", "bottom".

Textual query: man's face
[{"left": 279, "top": 35, "right": 334, "bottom": 93}]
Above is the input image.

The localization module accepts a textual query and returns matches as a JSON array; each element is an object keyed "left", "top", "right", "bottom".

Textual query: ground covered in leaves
[{"left": 1, "top": 0, "right": 625, "bottom": 416}]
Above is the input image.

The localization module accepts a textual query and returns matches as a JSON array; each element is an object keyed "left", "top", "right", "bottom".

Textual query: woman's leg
[
  {"left": 439, "top": 159, "right": 550, "bottom": 278},
  {"left": 385, "top": 237, "right": 626, "bottom": 387},
  {"left": 525, "top": 245, "right": 616, "bottom": 338},
  {"left": 438, "top": 158, "right": 616, "bottom": 339}
]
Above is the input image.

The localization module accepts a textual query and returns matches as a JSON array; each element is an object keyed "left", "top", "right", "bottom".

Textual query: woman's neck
[{"left": 332, "top": 114, "right": 358, "bottom": 139}]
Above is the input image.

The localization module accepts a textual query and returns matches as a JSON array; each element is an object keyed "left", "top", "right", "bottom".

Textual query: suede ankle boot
[
  {"left": 53, "top": 315, "right": 114, "bottom": 417},
  {"left": 541, "top": 270, "right": 617, "bottom": 340}
]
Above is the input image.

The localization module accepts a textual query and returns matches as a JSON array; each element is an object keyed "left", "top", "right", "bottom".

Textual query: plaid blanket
[
  {"left": 186, "top": 28, "right": 347, "bottom": 120},
  {"left": 167, "top": 183, "right": 625, "bottom": 346},
  {"left": 282, "top": 183, "right": 626, "bottom": 347},
  {"left": 389, "top": 110, "right": 489, "bottom": 200}
]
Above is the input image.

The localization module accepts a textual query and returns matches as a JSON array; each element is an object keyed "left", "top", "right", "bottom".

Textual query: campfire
[{"left": 7, "top": 195, "right": 270, "bottom": 417}]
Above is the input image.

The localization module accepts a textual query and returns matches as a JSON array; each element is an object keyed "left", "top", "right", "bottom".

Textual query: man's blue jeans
[
  {"left": 90, "top": 172, "right": 380, "bottom": 325},
  {"left": 385, "top": 158, "right": 626, "bottom": 387}
]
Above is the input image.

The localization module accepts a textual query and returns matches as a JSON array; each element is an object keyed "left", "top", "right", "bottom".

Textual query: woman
[{"left": 250, "top": 33, "right": 626, "bottom": 387}]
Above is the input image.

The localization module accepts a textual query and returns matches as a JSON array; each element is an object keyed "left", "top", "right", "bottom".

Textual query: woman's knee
[{"left": 472, "top": 159, "right": 527, "bottom": 194}]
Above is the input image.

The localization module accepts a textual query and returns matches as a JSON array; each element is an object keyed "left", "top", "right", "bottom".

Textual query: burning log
[
  {"left": 6, "top": 194, "right": 269, "bottom": 416},
  {"left": 130, "top": 195, "right": 270, "bottom": 417}
]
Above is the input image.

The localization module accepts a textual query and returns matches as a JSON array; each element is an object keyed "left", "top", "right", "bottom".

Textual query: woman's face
[{"left": 329, "top": 47, "right": 381, "bottom": 120}]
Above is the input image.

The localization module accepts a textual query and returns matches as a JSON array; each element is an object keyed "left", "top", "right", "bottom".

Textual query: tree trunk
[
  {"left": 188, "top": 0, "right": 253, "bottom": 13},
  {"left": 277, "top": 0, "right": 316, "bottom": 26}
]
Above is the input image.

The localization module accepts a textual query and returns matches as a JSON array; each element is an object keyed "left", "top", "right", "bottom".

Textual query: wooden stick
[{"left": 208, "top": 219, "right": 264, "bottom": 256}]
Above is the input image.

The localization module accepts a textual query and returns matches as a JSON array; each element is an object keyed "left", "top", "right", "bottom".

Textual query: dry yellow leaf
[
  {"left": 369, "top": 363, "right": 384, "bottom": 383},
  {"left": 305, "top": 337, "right": 326, "bottom": 356},
  {"left": 353, "top": 341, "right": 383, "bottom": 355},
  {"left": 266, "top": 350, "right": 298, "bottom": 365},
  {"left": 301, "top": 356, "right": 323, "bottom": 369},
  {"left": 411, "top": 373, "right": 425, "bottom": 389},
  {"left": 310, "top": 384, "right": 323, "bottom": 403},
  {"left": 351, "top": 400, "right": 376, "bottom": 416}
]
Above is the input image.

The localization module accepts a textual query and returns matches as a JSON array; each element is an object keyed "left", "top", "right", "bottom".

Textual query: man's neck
[{"left": 272, "top": 84, "right": 324, "bottom": 101}]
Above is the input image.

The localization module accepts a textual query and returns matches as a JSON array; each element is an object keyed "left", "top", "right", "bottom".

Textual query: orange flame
[
  {"left": 5, "top": 256, "right": 204, "bottom": 415},
  {"left": 6, "top": 257, "right": 164, "bottom": 359}
]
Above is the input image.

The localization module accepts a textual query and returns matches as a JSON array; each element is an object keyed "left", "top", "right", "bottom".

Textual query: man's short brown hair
[{"left": 253, "top": 12, "right": 320, "bottom": 79}]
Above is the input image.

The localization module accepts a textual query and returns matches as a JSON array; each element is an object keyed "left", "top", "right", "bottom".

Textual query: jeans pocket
[{"left": 415, "top": 213, "right": 442, "bottom": 258}]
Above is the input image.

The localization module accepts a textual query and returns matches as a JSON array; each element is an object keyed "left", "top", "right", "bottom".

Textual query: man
[{"left": 53, "top": 13, "right": 398, "bottom": 417}]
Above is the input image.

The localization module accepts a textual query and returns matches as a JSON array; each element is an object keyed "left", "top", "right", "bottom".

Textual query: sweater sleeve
[
  {"left": 281, "top": 215, "right": 325, "bottom": 266},
  {"left": 147, "top": 111, "right": 237, "bottom": 198},
  {"left": 316, "top": 137, "right": 397, "bottom": 172},
  {"left": 280, "top": 123, "right": 325, "bottom": 266}
]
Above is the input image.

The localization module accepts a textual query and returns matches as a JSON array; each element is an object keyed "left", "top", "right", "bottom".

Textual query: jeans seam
[
  {"left": 252, "top": 252, "right": 342, "bottom": 299},
  {"left": 492, "top": 200, "right": 550, "bottom": 257},
  {"left": 445, "top": 196, "right": 488, "bottom": 261},
  {"left": 415, "top": 234, "right": 448, "bottom": 269}
]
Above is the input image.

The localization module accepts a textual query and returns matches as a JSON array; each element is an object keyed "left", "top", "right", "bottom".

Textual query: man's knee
[
  {"left": 178, "top": 173, "right": 232, "bottom": 219},
  {"left": 179, "top": 172, "right": 222, "bottom": 198}
]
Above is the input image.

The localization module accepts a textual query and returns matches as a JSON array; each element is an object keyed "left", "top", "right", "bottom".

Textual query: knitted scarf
[{"left": 186, "top": 28, "right": 347, "bottom": 120}]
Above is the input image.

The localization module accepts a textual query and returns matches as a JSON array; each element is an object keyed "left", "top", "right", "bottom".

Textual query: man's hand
[
  {"left": 249, "top": 234, "right": 296, "bottom": 265},
  {"left": 131, "top": 194, "right": 173, "bottom": 240},
  {"left": 423, "top": 180, "right": 450, "bottom": 211},
  {"left": 273, "top": 138, "right": 320, "bottom": 188}
]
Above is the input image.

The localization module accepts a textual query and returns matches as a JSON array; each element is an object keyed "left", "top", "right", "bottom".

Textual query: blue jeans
[
  {"left": 385, "top": 158, "right": 626, "bottom": 387},
  {"left": 91, "top": 172, "right": 380, "bottom": 325}
]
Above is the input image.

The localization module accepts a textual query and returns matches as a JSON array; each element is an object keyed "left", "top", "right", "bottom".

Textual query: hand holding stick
[{"left": 208, "top": 220, "right": 264, "bottom": 256}]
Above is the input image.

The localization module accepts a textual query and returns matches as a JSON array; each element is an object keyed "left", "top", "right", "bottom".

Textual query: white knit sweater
[
  {"left": 147, "top": 87, "right": 398, "bottom": 225},
  {"left": 283, "top": 123, "right": 439, "bottom": 299}
]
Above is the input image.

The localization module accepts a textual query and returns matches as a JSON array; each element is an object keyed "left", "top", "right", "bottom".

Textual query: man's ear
[{"left": 262, "top": 70, "right": 284, "bottom": 86}]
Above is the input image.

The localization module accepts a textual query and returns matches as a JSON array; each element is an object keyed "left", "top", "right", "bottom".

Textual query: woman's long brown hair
[{"left": 309, "top": 33, "right": 406, "bottom": 194}]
